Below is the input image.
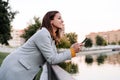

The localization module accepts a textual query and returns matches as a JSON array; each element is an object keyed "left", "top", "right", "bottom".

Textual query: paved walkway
[{"left": 0, "top": 46, "right": 16, "bottom": 53}]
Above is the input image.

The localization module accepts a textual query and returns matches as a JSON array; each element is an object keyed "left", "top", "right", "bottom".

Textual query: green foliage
[
  {"left": 97, "top": 54, "right": 107, "bottom": 65},
  {"left": 57, "top": 32, "right": 78, "bottom": 48},
  {"left": 21, "top": 17, "right": 41, "bottom": 41},
  {"left": 103, "top": 40, "right": 107, "bottom": 46},
  {"left": 0, "top": 0, "right": 17, "bottom": 45},
  {"left": 85, "top": 55, "right": 93, "bottom": 64},
  {"left": 66, "top": 32, "right": 78, "bottom": 44},
  {"left": 95, "top": 35, "right": 107, "bottom": 46},
  {"left": 84, "top": 38, "right": 93, "bottom": 48},
  {"left": 58, "top": 61, "right": 78, "bottom": 74},
  {"left": 111, "top": 42, "right": 116, "bottom": 45},
  {"left": 0, "top": 52, "right": 9, "bottom": 66},
  {"left": 57, "top": 35, "right": 71, "bottom": 48},
  {"left": 33, "top": 69, "right": 42, "bottom": 80},
  {"left": 118, "top": 41, "right": 120, "bottom": 45}
]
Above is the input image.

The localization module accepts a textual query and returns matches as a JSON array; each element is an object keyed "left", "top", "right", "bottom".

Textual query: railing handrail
[
  {"left": 47, "top": 63, "right": 75, "bottom": 80},
  {"left": 51, "top": 65, "right": 75, "bottom": 80}
]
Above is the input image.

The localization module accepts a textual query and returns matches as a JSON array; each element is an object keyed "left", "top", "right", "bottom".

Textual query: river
[{"left": 71, "top": 52, "right": 120, "bottom": 80}]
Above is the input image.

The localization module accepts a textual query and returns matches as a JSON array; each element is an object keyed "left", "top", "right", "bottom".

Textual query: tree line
[
  {"left": 20, "top": 17, "right": 116, "bottom": 48},
  {"left": 0, "top": 0, "right": 18, "bottom": 45}
]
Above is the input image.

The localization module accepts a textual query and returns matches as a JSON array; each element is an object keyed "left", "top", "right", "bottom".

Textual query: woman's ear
[
  {"left": 51, "top": 21, "right": 54, "bottom": 27},
  {"left": 51, "top": 20, "right": 53, "bottom": 25}
]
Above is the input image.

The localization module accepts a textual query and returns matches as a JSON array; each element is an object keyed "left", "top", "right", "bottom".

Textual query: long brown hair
[{"left": 41, "top": 11, "right": 63, "bottom": 44}]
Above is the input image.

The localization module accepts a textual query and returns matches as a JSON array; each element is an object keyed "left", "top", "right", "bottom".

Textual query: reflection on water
[
  {"left": 96, "top": 54, "right": 107, "bottom": 65},
  {"left": 85, "top": 54, "right": 107, "bottom": 65},
  {"left": 71, "top": 52, "right": 120, "bottom": 80},
  {"left": 85, "top": 55, "right": 94, "bottom": 65}
]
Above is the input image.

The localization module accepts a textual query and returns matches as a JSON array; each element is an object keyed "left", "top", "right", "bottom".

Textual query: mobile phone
[{"left": 81, "top": 38, "right": 88, "bottom": 43}]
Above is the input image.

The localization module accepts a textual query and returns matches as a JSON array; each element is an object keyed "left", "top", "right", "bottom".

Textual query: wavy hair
[{"left": 41, "top": 11, "right": 63, "bottom": 44}]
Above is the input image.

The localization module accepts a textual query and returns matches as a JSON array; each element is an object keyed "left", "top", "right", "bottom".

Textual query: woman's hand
[{"left": 70, "top": 43, "right": 83, "bottom": 53}]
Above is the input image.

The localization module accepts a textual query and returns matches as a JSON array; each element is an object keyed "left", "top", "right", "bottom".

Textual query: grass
[{"left": 0, "top": 52, "right": 9, "bottom": 66}]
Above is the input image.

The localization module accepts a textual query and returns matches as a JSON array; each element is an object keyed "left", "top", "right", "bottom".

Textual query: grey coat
[{"left": 0, "top": 27, "right": 71, "bottom": 80}]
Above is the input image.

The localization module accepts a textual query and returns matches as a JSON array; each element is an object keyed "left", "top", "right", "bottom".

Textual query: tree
[
  {"left": 111, "top": 42, "right": 116, "bottom": 45},
  {"left": 0, "top": 0, "right": 17, "bottom": 45},
  {"left": 84, "top": 38, "right": 93, "bottom": 48},
  {"left": 57, "top": 32, "right": 78, "bottom": 48},
  {"left": 57, "top": 35, "right": 71, "bottom": 48},
  {"left": 95, "top": 35, "right": 107, "bottom": 46},
  {"left": 66, "top": 32, "right": 78, "bottom": 45},
  {"left": 103, "top": 39, "right": 107, "bottom": 46},
  {"left": 21, "top": 17, "right": 41, "bottom": 41}
]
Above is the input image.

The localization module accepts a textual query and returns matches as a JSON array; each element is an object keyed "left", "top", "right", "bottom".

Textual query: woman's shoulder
[
  {"left": 38, "top": 27, "right": 49, "bottom": 34},
  {"left": 33, "top": 27, "right": 51, "bottom": 39},
  {"left": 32, "top": 27, "right": 52, "bottom": 43}
]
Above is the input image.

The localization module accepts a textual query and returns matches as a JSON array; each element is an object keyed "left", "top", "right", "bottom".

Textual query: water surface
[{"left": 71, "top": 52, "right": 120, "bottom": 80}]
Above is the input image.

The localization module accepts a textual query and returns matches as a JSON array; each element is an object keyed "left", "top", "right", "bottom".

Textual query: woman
[{"left": 0, "top": 11, "right": 82, "bottom": 80}]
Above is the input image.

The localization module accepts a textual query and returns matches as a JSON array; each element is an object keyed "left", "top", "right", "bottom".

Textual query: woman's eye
[{"left": 58, "top": 16, "right": 61, "bottom": 19}]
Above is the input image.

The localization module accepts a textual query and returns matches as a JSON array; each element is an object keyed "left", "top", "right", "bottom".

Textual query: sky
[{"left": 8, "top": 0, "right": 120, "bottom": 42}]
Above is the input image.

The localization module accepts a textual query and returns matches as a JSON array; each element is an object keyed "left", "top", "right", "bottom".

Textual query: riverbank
[
  {"left": 77, "top": 49, "right": 120, "bottom": 56},
  {"left": 78, "top": 45, "right": 120, "bottom": 55}
]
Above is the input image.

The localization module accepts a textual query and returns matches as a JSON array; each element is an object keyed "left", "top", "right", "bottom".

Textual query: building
[
  {"left": 8, "top": 29, "right": 25, "bottom": 47},
  {"left": 86, "top": 29, "right": 120, "bottom": 45}
]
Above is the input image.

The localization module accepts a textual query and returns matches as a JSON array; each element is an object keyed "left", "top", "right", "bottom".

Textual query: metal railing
[{"left": 47, "top": 63, "right": 75, "bottom": 80}]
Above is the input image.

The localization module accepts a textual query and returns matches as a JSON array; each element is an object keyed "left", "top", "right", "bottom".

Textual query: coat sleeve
[{"left": 33, "top": 30, "right": 72, "bottom": 64}]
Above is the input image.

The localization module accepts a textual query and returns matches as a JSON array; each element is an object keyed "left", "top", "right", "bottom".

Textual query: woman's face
[{"left": 51, "top": 13, "right": 64, "bottom": 29}]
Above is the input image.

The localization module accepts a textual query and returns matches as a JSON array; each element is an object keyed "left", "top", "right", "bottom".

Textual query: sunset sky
[{"left": 9, "top": 0, "right": 120, "bottom": 42}]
